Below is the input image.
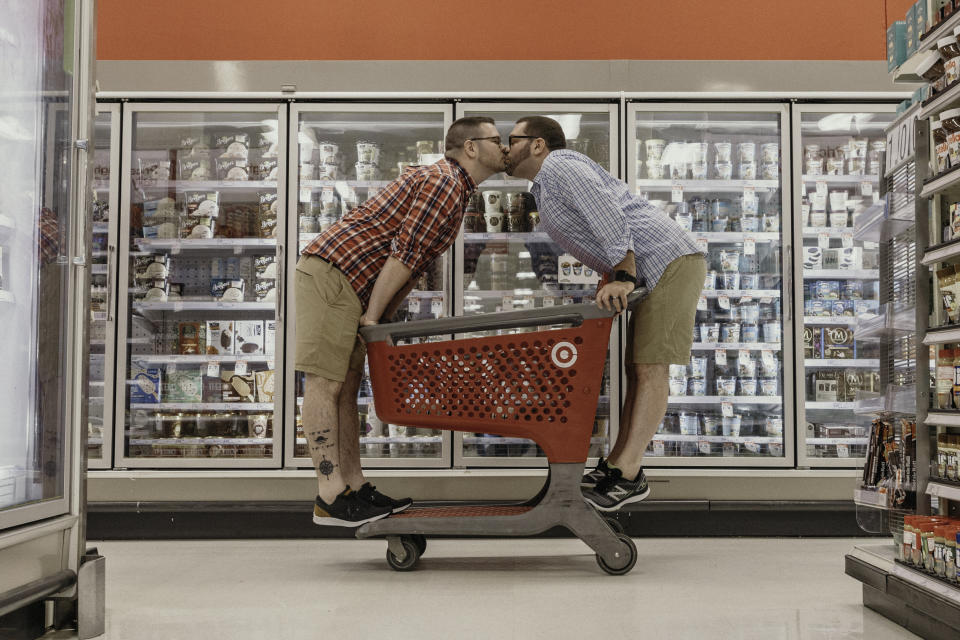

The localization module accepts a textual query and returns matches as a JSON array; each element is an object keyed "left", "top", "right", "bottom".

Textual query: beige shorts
[
  {"left": 294, "top": 255, "right": 366, "bottom": 382},
  {"left": 625, "top": 254, "right": 707, "bottom": 365}
]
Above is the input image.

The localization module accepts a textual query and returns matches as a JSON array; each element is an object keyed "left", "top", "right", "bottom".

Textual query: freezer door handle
[
  {"left": 785, "top": 245, "right": 793, "bottom": 321},
  {"left": 276, "top": 244, "right": 285, "bottom": 324},
  {"left": 106, "top": 244, "right": 116, "bottom": 323}
]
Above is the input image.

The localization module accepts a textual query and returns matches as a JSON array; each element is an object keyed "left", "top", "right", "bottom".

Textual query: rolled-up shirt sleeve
[
  {"left": 553, "top": 163, "right": 630, "bottom": 268},
  {"left": 389, "top": 174, "right": 458, "bottom": 271}
]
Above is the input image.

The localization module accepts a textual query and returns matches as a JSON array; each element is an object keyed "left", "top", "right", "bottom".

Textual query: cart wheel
[
  {"left": 386, "top": 538, "right": 420, "bottom": 571},
  {"left": 596, "top": 533, "right": 637, "bottom": 576},
  {"left": 410, "top": 534, "right": 427, "bottom": 556},
  {"left": 604, "top": 516, "right": 625, "bottom": 535}
]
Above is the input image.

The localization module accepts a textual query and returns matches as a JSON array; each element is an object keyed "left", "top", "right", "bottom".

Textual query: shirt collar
[{"left": 443, "top": 156, "right": 478, "bottom": 193}]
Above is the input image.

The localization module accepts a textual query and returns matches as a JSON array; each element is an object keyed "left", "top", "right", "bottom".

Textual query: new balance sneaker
[
  {"left": 580, "top": 457, "right": 611, "bottom": 489},
  {"left": 582, "top": 466, "right": 651, "bottom": 512},
  {"left": 356, "top": 482, "right": 413, "bottom": 514},
  {"left": 313, "top": 486, "right": 392, "bottom": 527}
]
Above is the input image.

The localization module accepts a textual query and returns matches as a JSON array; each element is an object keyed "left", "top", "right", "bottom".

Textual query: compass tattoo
[{"left": 318, "top": 455, "right": 336, "bottom": 479}]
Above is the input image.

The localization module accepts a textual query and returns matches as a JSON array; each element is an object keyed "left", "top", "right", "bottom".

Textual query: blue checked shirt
[{"left": 530, "top": 149, "right": 704, "bottom": 290}]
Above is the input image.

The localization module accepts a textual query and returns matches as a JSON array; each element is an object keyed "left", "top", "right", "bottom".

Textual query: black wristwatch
[{"left": 613, "top": 270, "right": 637, "bottom": 286}]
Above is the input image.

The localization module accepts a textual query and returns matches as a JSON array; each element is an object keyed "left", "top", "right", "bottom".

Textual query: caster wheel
[
  {"left": 410, "top": 534, "right": 427, "bottom": 556},
  {"left": 386, "top": 538, "right": 420, "bottom": 571},
  {"left": 604, "top": 516, "right": 625, "bottom": 535},
  {"left": 596, "top": 533, "right": 637, "bottom": 576}
]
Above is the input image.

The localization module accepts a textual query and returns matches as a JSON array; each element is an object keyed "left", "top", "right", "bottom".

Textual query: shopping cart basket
[{"left": 356, "top": 290, "right": 644, "bottom": 575}]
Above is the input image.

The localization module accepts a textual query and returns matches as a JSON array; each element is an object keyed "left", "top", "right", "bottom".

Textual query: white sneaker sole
[
  {"left": 392, "top": 502, "right": 412, "bottom": 514},
  {"left": 584, "top": 486, "right": 651, "bottom": 512},
  {"left": 312, "top": 510, "right": 391, "bottom": 527}
]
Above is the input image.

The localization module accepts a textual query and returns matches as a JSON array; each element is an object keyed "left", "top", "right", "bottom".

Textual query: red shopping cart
[{"left": 356, "top": 291, "right": 644, "bottom": 575}]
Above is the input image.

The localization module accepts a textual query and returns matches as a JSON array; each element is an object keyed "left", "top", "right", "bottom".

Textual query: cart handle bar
[{"left": 360, "top": 289, "right": 646, "bottom": 345}]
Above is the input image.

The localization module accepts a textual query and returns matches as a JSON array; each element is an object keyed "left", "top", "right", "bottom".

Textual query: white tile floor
[{"left": 74, "top": 537, "right": 914, "bottom": 639}]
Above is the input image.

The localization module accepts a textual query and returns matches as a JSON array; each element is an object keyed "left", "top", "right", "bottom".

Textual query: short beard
[{"left": 507, "top": 145, "right": 530, "bottom": 176}]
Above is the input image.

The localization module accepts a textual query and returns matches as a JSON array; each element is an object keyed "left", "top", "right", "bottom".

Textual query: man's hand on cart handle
[
  {"left": 595, "top": 281, "right": 635, "bottom": 315},
  {"left": 357, "top": 314, "right": 378, "bottom": 343}
]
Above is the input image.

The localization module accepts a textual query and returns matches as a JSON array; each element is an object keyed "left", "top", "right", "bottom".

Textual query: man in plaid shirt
[
  {"left": 297, "top": 117, "right": 508, "bottom": 527},
  {"left": 506, "top": 116, "right": 706, "bottom": 512}
]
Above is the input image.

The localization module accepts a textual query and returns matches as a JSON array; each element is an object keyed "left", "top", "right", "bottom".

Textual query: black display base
[
  {"left": 0, "top": 601, "right": 44, "bottom": 640},
  {"left": 88, "top": 499, "right": 872, "bottom": 539}
]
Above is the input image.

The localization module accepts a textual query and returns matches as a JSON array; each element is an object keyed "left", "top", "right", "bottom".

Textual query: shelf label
[
  {"left": 885, "top": 110, "right": 917, "bottom": 174},
  {"left": 721, "top": 401, "right": 734, "bottom": 417},
  {"left": 841, "top": 232, "right": 854, "bottom": 249},
  {"left": 408, "top": 297, "right": 421, "bottom": 314},
  {"left": 815, "top": 181, "right": 827, "bottom": 198},
  {"left": 501, "top": 295, "right": 514, "bottom": 311},
  {"left": 818, "top": 232, "right": 830, "bottom": 249},
  {"left": 718, "top": 294, "right": 730, "bottom": 310},
  {"left": 206, "top": 361, "right": 220, "bottom": 377},
  {"left": 860, "top": 181, "right": 873, "bottom": 197},
  {"left": 234, "top": 360, "right": 248, "bottom": 376},
  {"left": 431, "top": 297, "right": 443, "bottom": 318},
  {"left": 299, "top": 187, "right": 311, "bottom": 203},
  {"left": 697, "top": 295, "right": 707, "bottom": 311},
  {"left": 671, "top": 181, "right": 683, "bottom": 203},
  {"left": 695, "top": 236, "right": 709, "bottom": 253},
  {"left": 715, "top": 349, "right": 727, "bottom": 366},
  {"left": 744, "top": 235, "right": 756, "bottom": 256}
]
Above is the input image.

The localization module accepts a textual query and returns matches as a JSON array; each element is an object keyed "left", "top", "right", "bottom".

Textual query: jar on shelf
[
  {"left": 938, "top": 35, "right": 960, "bottom": 85},
  {"left": 918, "top": 51, "right": 947, "bottom": 94},
  {"left": 933, "top": 120, "right": 950, "bottom": 175}
]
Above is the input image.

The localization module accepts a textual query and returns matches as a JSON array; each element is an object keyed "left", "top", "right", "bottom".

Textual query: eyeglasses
[
  {"left": 508, "top": 135, "right": 539, "bottom": 146},
  {"left": 466, "top": 136, "right": 502, "bottom": 145}
]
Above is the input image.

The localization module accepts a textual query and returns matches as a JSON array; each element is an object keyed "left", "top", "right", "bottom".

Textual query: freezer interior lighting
[
  {"left": 546, "top": 113, "right": 582, "bottom": 141},
  {"left": 816, "top": 113, "right": 875, "bottom": 133},
  {"left": 518, "top": 251, "right": 531, "bottom": 259}
]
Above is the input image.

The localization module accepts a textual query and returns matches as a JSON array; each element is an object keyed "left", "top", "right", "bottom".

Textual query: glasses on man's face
[
  {"left": 508, "top": 135, "right": 538, "bottom": 146},
  {"left": 467, "top": 136, "right": 503, "bottom": 146}
]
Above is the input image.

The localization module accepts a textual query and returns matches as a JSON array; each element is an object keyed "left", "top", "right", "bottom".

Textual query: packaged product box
[
  {"left": 234, "top": 320, "right": 265, "bottom": 355},
  {"left": 218, "top": 158, "right": 249, "bottom": 181},
  {"left": 217, "top": 204, "right": 256, "bottom": 238},
  {"left": 220, "top": 369, "right": 256, "bottom": 403},
  {"left": 134, "top": 279, "right": 169, "bottom": 302},
  {"left": 255, "top": 369, "right": 275, "bottom": 403},
  {"left": 916, "top": 0, "right": 929, "bottom": 39},
  {"left": 184, "top": 191, "right": 220, "bottom": 218},
  {"left": 165, "top": 369, "right": 204, "bottom": 403},
  {"left": 832, "top": 300, "right": 856, "bottom": 316},
  {"left": 178, "top": 322, "right": 205, "bottom": 355},
  {"left": 210, "top": 278, "right": 245, "bottom": 302},
  {"left": 258, "top": 192, "right": 279, "bottom": 238},
  {"left": 257, "top": 158, "right": 278, "bottom": 182},
  {"left": 133, "top": 254, "right": 169, "bottom": 280},
  {"left": 255, "top": 279, "right": 276, "bottom": 302},
  {"left": 247, "top": 414, "right": 270, "bottom": 438},
  {"left": 823, "top": 326, "right": 856, "bottom": 359},
  {"left": 264, "top": 320, "right": 277, "bottom": 356},
  {"left": 814, "top": 371, "right": 840, "bottom": 402},
  {"left": 216, "top": 132, "right": 250, "bottom": 160},
  {"left": 254, "top": 255, "right": 277, "bottom": 279},
  {"left": 205, "top": 320, "right": 234, "bottom": 355},
  {"left": 178, "top": 157, "right": 211, "bottom": 181},
  {"left": 803, "top": 326, "right": 823, "bottom": 359},
  {"left": 129, "top": 361, "right": 162, "bottom": 403},
  {"left": 180, "top": 214, "right": 216, "bottom": 239},
  {"left": 814, "top": 280, "right": 841, "bottom": 300},
  {"left": 141, "top": 197, "right": 178, "bottom": 239},
  {"left": 887, "top": 21, "right": 908, "bottom": 72},
  {"left": 805, "top": 299, "right": 832, "bottom": 316},
  {"left": 855, "top": 299, "right": 880, "bottom": 315},
  {"left": 202, "top": 375, "right": 223, "bottom": 403},
  {"left": 906, "top": 4, "right": 918, "bottom": 54}
]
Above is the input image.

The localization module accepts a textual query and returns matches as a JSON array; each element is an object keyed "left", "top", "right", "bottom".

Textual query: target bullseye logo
[{"left": 551, "top": 341, "right": 578, "bottom": 368}]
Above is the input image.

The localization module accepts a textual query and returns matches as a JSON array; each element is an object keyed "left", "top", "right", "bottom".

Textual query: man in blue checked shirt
[{"left": 506, "top": 115, "right": 707, "bottom": 512}]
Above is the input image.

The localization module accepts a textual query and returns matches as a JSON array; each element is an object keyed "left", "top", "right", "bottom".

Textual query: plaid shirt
[
  {"left": 302, "top": 157, "right": 476, "bottom": 306},
  {"left": 531, "top": 150, "right": 704, "bottom": 290}
]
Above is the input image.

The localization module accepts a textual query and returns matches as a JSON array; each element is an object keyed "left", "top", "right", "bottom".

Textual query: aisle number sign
[{"left": 885, "top": 106, "right": 918, "bottom": 176}]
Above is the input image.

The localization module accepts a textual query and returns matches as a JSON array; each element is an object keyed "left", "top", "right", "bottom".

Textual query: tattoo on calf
[{"left": 318, "top": 456, "right": 336, "bottom": 479}]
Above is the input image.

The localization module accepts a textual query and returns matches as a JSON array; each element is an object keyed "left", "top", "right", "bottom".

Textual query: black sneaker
[
  {"left": 582, "top": 466, "right": 651, "bottom": 512},
  {"left": 313, "top": 486, "right": 393, "bottom": 527},
  {"left": 580, "top": 457, "right": 610, "bottom": 489},
  {"left": 356, "top": 482, "right": 413, "bottom": 514}
]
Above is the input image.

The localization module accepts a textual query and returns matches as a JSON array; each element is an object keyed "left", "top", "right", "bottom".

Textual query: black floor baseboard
[{"left": 88, "top": 500, "right": 876, "bottom": 539}]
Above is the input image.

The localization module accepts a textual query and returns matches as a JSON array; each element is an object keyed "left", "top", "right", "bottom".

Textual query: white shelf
[
  {"left": 924, "top": 411, "right": 960, "bottom": 427},
  {"left": 700, "top": 289, "right": 780, "bottom": 299},
  {"left": 135, "top": 180, "right": 279, "bottom": 191},
  {"left": 802, "top": 269, "right": 879, "bottom": 280},
  {"left": 803, "top": 359, "right": 879, "bottom": 369},
  {"left": 667, "top": 396, "right": 782, "bottom": 405},
  {"left": 691, "top": 342, "right": 781, "bottom": 351},
  {"left": 462, "top": 288, "right": 595, "bottom": 300},
  {"left": 923, "top": 325, "right": 960, "bottom": 345},
  {"left": 133, "top": 301, "right": 275, "bottom": 314},
  {"left": 297, "top": 396, "right": 373, "bottom": 407},
  {"left": 853, "top": 488, "right": 890, "bottom": 508},
  {"left": 463, "top": 232, "right": 552, "bottom": 243},
  {"left": 802, "top": 316, "right": 858, "bottom": 326},
  {"left": 651, "top": 434, "right": 781, "bottom": 444},
  {"left": 926, "top": 481, "right": 960, "bottom": 502},
  {"left": 920, "top": 167, "right": 960, "bottom": 199},
  {"left": 806, "top": 437, "right": 868, "bottom": 445},
  {"left": 805, "top": 401, "right": 857, "bottom": 411},
  {"left": 800, "top": 175, "right": 880, "bottom": 185},
  {"left": 135, "top": 238, "right": 277, "bottom": 253},
  {"left": 690, "top": 232, "right": 780, "bottom": 243},
  {"left": 129, "top": 437, "right": 272, "bottom": 446},
  {"left": 801, "top": 226, "right": 855, "bottom": 239},
  {"left": 478, "top": 179, "right": 532, "bottom": 188},
  {"left": 133, "top": 355, "right": 275, "bottom": 365},
  {"left": 297, "top": 436, "right": 444, "bottom": 445},
  {"left": 919, "top": 79, "right": 960, "bottom": 119},
  {"left": 301, "top": 179, "right": 392, "bottom": 190},
  {"left": 922, "top": 239, "right": 960, "bottom": 266},
  {"left": 636, "top": 179, "right": 779, "bottom": 193},
  {"left": 130, "top": 403, "right": 274, "bottom": 411}
]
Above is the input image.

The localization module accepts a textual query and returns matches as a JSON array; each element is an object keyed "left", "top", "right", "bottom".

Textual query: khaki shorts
[
  {"left": 294, "top": 255, "right": 366, "bottom": 382},
  {"left": 625, "top": 254, "right": 707, "bottom": 365}
]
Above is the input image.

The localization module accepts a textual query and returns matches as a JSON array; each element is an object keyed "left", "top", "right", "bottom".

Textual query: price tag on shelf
[
  {"left": 721, "top": 401, "right": 734, "bottom": 417},
  {"left": 695, "top": 236, "right": 709, "bottom": 253},
  {"left": 234, "top": 360, "right": 248, "bottom": 376},
  {"left": 653, "top": 441, "right": 665, "bottom": 457},
  {"left": 718, "top": 294, "right": 730, "bottom": 310},
  {"left": 760, "top": 297, "right": 772, "bottom": 304},
  {"left": 744, "top": 235, "right": 756, "bottom": 256},
  {"left": 207, "top": 361, "right": 220, "bottom": 378},
  {"left": 818, "top": 232, "right": 830, "bottom": 249},
  {"left": 696, "top": 295, "right": 707, "bottom": 311},
  {"left": 860, "top": 181, "right": 873, "bottom": 197},
  {"left": 739, "top": 296, "right": 753, "bottom": 304},
  {"left": 815, "top": 181, "right": 827, "bottom": 197},
  {"left": 431, "top": 297, "right": 443, "bottom": 318},
  {"left": 698, "top": 439, "right": 712, "bottom": 455},
  {"left": 299, "top": 187, "right": 311, "bottom": 203},
  {"left": 408, "top": 297, "right": 421, "bottom": 314},
  {"left": 671, "top": 181, "right": 683, "bottom": 203},
  {"left": 715, "top": 349, "right": 727, "bottom": 366},
  {"left": 841, "top": 232, "right": 854, "bottom": 249},
  {"left": 501, "top": 296, "right": 514, "bottom": 311},
  {"left": 562, "top": 296, "right": 574, "bottom": 306}
]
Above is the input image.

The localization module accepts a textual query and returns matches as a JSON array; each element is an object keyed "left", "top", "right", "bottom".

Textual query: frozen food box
[
  {"left": 805, "top": 300, "right": 832, "bottom": 317},
  {"left": 803, "top": 326, "right": 823, "bottom": 359},
  {"left": 205, "top": 320, "right": 234, "bottom": 355},
  {"left": 180, "top": 215, "right": 216, "bottom": 239},
  {"left": 254, "top": 255, "right": 277, "bottom": 279},
  {"left": 178, "top": 157, "right": 211, "bottom": 181},
  {"left": 216, "top": 132, "right": 250, "bottom": 159},
  {"left": 178, "top": 322, "right": 205, "bottom": 355},
  {"left": 234, "top": 321, "right": 265, "bottom": 355},
  {"left": 218, "top": 158, "right": 249, "bottom": 181},
  {"left": 134, "top": 254, "right": 169, "bottom": 280},
  {"left": 264, "top": 320, "right": 277, "bottom": 356},
  {"left": 258, "top": 192, "right": 279, "bottom": 239},
  {"left": 255, "top": 279, "right": 276, "bottom": 302},
  {"left": 813, "top": 280, "right": 841, "bottom": 300},
  {"left": 165, "top": 369, "right": 204, "bottom": 403},
  {"left": 129, "top": 361, "right": 162, "bottom": 403},
  {"left": 854, "top": 300, "right": 880, "bottom": 315},
  {"left": 211, "top": 278, "right": 245, "bottom": 302},
  {"left": 831, "top": 300, "right": 855, "bottom": 317},
  {"left": 822, "top": 327, "right": 855, "bottom": 359},
  {"left": 184, "top": 191, "right": 220, "bottom": 218},
  {"left": 220, "top": 369, "right": 256, "bottom": 403},
  {"left": 255, "top": 370, "right": 275, "bottom": 403}
]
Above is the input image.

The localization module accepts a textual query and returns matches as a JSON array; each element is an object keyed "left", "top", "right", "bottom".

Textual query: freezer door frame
[
  {"left": 626, "top": 100, "right": 796, "bottom": 468},
  {"left": 790, "top": 101, "right": 899, "bottom": 469},
  {"left": 452, "top": 101, "right": 621, "bottom": 468},
  {"left": 284, "top": 101, "right": 456, "bottom": 469},
  {"left": 88, "top": 102, "right": 122, "bottom": 470},
  {"left": 113, "top": 102, "right": 288, "bottom": 469}
]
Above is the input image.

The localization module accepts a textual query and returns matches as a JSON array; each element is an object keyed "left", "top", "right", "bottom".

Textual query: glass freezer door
[
  {"left": 115, "top": 104, "right": 286, "bottom": 468},
  {"left": 87, "top": 104, "right": 121, "bottom": 469},
  {"left": 286, "top": 104, "right": 454, "bottom": 469},
  {"left": 791, "top": 103, "right": 897, "bottom": 467},
  {"left": 627, "top": 103, "right": 794, "bottom": 467},
  {"left": 455, "top": 102, "right": 620, "bottom": 468},
  {"left": 0, "top": 1, "right": 77, "bottom": 528}
]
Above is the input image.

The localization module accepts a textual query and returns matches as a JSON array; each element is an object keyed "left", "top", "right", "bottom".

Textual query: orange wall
[{"left": 98, "top": 0, "right": 918, "bottom": 61}]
